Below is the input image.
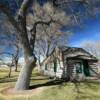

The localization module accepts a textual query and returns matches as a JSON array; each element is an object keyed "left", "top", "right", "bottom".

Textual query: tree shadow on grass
[
  {"left": 82, "top": 80, "right": 100, "bottom": 91},
  {"left": 75, "top": 94, "right": 100, "bottom": 100},
  {"left": 73, "top": 80, "right": 100, "bottom": 100},
  {"left": 73, "top": 82, "right": 85, "bottom": 100},
  {"left": 29, "top": 79, "right": 66, "bottom": 89},
  {"left": 0, "top": 77, "right": 17, "bottom": 83},
  {"left": 0, "top": 74, "right": 19, "bottom": 83},
  {"left": 0, "top": 76, "right": 8, "bottom": 80},
  {"left": 31, "top": 77, "right": 50, "bottom": 80},
  {"left": 31, "top": 72, "right": 42, "bottom": 77},
  {"left": 73, "top": 81, "right": 81, "bottom": 93},
  {"left": 0, "top": 69, "right": 9, "bottom": 73}
]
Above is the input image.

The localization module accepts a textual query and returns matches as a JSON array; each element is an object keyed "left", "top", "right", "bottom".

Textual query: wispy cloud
[
  {"left": 70, "top": 39, "right": 100, "bottom": 47},
  {"left": 69, "top": 30, "right": 100, "bottom": 47},
  {"left": 0, "top": 56, "right": 25, "bottom": 65}
]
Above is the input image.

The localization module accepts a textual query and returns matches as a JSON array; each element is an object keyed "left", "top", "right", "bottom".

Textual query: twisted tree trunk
[
  {"left": 15, "top": 57, "right": 36, "bottom": 90},
  {"left": 15, "top": 44, "right": 36, "bottom": 90}
]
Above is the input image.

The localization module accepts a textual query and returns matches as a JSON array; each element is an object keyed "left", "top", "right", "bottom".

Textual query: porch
[{"left": 66, "top": 59, "right": 97, "bottom": 80}]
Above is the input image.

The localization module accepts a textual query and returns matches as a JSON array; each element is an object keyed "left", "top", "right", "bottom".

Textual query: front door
[{"left": 83, "top": 60, "right": 90, "bottom": 76}]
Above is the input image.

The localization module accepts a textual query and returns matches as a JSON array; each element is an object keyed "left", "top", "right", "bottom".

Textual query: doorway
[{"left": 83, "top": 60, "right": 90, "bottom": 76}]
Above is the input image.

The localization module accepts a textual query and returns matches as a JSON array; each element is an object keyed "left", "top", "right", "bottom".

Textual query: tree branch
[
  {"left": 0, "top": 4, "right": 21, "bottom": 33},
  {"left": 16, "top": 0, "right": 33, "bottom": 34},
  {"left": 0, "top": 2, "right": 35, "bottom": 59},
  {"left": 53, "top": 0, "right": 89, "bottom": 6},
  {"left": 17, "top": 0, "right": 33, "bottom": 18},
  {"left": 29, "top": 19, "right": 55, "bottom": 51},
  {"left": 40, "top": 48, "right": 55, "bottom": 66},
  {"left": 30, "top": 19, "right": 55, "bottom": 33}
]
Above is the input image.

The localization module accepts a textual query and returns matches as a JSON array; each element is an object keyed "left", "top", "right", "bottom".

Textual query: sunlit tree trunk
[{"left": 15, "top": 40, "right": 36, "bottom": 90}]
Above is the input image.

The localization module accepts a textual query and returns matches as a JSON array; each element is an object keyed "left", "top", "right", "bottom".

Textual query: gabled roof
[{"left": 57, "top": 46, "right": 98, "bottom": 61}]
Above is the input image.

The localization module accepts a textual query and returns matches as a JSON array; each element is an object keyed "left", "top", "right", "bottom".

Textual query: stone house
[{"left": 41, "top": 46, "right": 98, "bottom": 80}]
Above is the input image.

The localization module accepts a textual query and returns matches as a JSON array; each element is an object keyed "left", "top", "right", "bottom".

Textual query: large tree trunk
[
  {"left": 15, "top": 50, "right": 36, "bottom": 90},
  {"left": 14, "top": 31, "right": 37, "bottom": 90},
  {"left": 14, "top": 35, "right": 37, "bottom": 90},
  {"left": 15, "top": 60, "right": 36, "bottom": 90},
  {"left": 0, "top": 0, "right": 36, "bottom": 91}
]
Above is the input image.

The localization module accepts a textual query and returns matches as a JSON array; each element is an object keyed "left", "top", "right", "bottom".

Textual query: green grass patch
[{"left": 0, "top": 67, "right": 100, "bottom": 100}]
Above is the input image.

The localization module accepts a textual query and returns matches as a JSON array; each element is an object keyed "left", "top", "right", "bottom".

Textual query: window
[
  {"left": 45, "top": 64, "right": 48, "bottom": 70},
  {"left": 54, "top": 60, "right": 57, "bottom": 72},
  {"left": 75, "top": 62, "right": 82, "bottom": 73}
]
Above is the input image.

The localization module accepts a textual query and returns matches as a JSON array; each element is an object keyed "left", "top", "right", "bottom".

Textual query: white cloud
[
  {"left": 71, "top": 40, "right": 100, "bottom": 48},
  {"left": 18, "top": 57, "right": 25, "bottom": 65},
  {"left": 3, "top": 57, "right": 12, "bottom": 63},
  {"left": 0, "top": 56, "right": 25, "bottom": 65}
]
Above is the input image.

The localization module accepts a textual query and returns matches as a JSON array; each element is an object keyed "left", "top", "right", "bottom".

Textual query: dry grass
[{"left": 0, "top": 67, "right": 100, "bottom": 100}]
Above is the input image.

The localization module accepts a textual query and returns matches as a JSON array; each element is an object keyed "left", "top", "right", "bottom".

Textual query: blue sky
[
  {"left": 68, "top": 16, "right": 100, "bottom": 47},
  {"left": 0, "top": 0, "right": 100, "bottom": 48},
  {"left": 0, "top": 0, "right": 100, "bottom": 62}
]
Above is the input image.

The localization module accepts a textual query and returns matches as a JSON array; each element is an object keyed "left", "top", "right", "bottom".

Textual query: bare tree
[
  {"left": 0, "top": 52, "right": 14, "bottom": 78},
  {"left": 82, "top": 40, "right": 100, "bottom": 59},
  {"left": 0, "top": 0, "right": 100, "bottom": 90},
  {"left": 0, "top": 13, "right": 21, "bottom": 72},
  {"left": 27, "top": 2, "right": 71, "bottom": 69}
]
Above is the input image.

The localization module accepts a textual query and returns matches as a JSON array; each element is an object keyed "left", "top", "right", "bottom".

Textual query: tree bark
[
  {"left": 15, "top": 50, "right": 36, "bottom": 90},
  {"left": 14, "top": 28, "right": 37, "bottom": 90},
  {"left": 15, "top": 61, "right": 36, "bottom": 90}
]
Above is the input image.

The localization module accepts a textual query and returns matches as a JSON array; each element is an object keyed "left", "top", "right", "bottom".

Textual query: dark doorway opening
[{"left": 83, "top": 60, "right": 90, "bottom": 76}]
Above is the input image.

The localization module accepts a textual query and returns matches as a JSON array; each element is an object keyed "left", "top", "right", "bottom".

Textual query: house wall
[
  {"left": 42, "top": 49, "right": 64, "bottom": 78},
  {"left": 61, "top": 53, "right": 68, "bottom": 78},
  {"left": 43, "top": 59, "right": 63, "bottom": 78},
  {"left": 56, "top": 48, "right": 64, "bottom": 78},
  {"left": 66, "top": 59, "right": 98, "bottom": 79},
  {"left": 67, "top": 59, "right": 84, "bottom": 80},
  {"left": 43, "top": 62, "right": 55, "bottom": 77},
  {"left": 41, "top": 47, "right": 98, "bottom": 79},
  {"left": 88, "top": 61, "right": 98, "bottom": 77},
  {"left": 61, "top": 52, "right": 85, "bottom": 79}
]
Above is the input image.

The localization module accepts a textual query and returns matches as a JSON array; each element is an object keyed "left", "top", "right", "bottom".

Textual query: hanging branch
[
  {"left": 29, "top": 18, "right": 56, "bottom": 51},
  {"left": 0, "top": 4, "right": 21, "bottom": 33}
]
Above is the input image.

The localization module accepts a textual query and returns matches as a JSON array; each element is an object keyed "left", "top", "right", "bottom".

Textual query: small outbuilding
[{"left": 41, "top": 46, "right": 98, "bottom": 80}]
